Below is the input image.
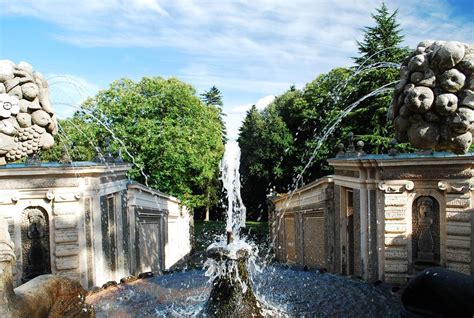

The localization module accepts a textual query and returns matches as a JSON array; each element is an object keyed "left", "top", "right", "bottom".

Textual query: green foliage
[
  {"left": 238, "top": 105, "right": 293, "bottom": 219},
  {"left": 46, "top": 77, "right": 224, "bottom": 208},
  {"left": 349, "top": 2, "right": 411, "bottom": 152}
]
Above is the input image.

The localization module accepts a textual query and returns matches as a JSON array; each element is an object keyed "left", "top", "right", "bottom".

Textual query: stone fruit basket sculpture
[
  {"left": 391, "top": 40, "right": 474, "bottom": 154},
  {"left": 0, "top": 60, "right": 57, "bottom": 165}
]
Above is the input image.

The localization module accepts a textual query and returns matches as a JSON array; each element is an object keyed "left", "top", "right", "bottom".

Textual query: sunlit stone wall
[
  {"left": 0, "top": 162, "right": 191, "bottom": 289},
  {"left": 273, "top": 153, "right": 474, "bottom": 284},
  {"left": 272, "top": 177, "right": 335, "bottom": 271}
]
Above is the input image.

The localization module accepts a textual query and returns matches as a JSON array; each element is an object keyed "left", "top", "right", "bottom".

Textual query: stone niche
[
  {"left": 411, "top": 196, "right": 441, "bottom": 271},
  {"left": 21, "top": 206, "right": 51, "bottom": 282}
]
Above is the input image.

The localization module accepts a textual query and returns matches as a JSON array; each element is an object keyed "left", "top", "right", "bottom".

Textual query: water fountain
[
  {"left": 202, "top": 140, "right": 264, "bottom": 317},
  {"left": 2, "top": 39, "right": 473, "bottom": 317}
]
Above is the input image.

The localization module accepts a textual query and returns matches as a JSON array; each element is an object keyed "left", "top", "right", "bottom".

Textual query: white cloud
[
  {"left": 45, "top": 74, "right": 99, "bottom": 119},
  {"left": 2, "top": 0, "right": 472, "bottom": 137},
  {"left": 225, "top": 95, "right": 276, "bottom": 140},
  {"left": 229, "top": 95, "right": 276, "bottom": 114}
]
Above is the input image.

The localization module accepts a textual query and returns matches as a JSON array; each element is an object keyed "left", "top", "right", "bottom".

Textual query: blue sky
[{"left": 1, "top": 0, "right": 473, "bottom": 138}]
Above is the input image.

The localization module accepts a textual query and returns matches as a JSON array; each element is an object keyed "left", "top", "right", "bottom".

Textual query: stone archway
[
  {"left": 411, "top": 196, "right": 440, "bottom": 272},
  {"left": 21, "top": 207, "right": 51, "bottom": 282}
]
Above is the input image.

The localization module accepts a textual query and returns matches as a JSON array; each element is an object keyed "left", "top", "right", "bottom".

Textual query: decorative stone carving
[
  {"left": 0, "top": 60, "right": 56, "bottom": 165},
  {"left": 0, "top": 216, "right": 94, "bottom": 317},
  {"left": 21, "top": 207, "right": 51, "bottom": 282},
  {"left": 391, "top": 41, "right": 474, "bottom": 153},
  {"left": 378, "top": 180, "right": 414, "bottom": 193},
  {"left": 415, "top": 197, "right": 435, "bottom": 262},
  {"left": 438, "top": 180, "right": 472, "bottom": 193}
]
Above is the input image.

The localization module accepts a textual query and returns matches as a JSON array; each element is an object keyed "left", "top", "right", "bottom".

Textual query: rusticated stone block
[
  {"left": 446, "top": 222, "right": 471, "bottom": 236},
  {"left": 56, "top": 255, "right": 79, "bottom": 270},
  {"left": 384, "top": 208, "right": 406, "bottom": 220},
  {"left": 55, "top": 243, "right": 79, "bottom": 257},
  {"left": 446, "top": 210, "right": 471, "bottom": 222},
  {"left": 385, "top": 248, "right": 408, "bottom": 259},
  {"left": 385, "top": 260, "right": 408, "bottom": 273},
  {"left": 445, "top": 197, "right": 470, "bottom": 208},
  {"left": 54, "top": 229, "right": 78, "bottom": 243},
  {"left": 385, "top": 222, "right": 407, "bottom": 233},
  {"left": 447, "top": 237, "right": 471, "bottom": 249},
  {"left": 384, "top": 195, "right": 408, "bottom": 207},
  {"left": 54, "top": 216, "right": 77, "bottom": 229},
  {"left": 446, "top": 263, "right": 470, "bottom": 275},
  {"left": 385, "top": 235, "right": 407, "bottom": 246},
  {"left": 446, "top": 251, "right": 471, "bottom": 263}
]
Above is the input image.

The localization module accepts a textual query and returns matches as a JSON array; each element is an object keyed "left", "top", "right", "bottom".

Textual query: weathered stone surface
[
  {"left": 384, "top": 195, "right": 408, "bottom": 206},
  {"left": 446, "top": 222, "right": 470, "bottom": 236},
  {"left": 384, "top": 208, "right": 406, "bottom": 220},
  {"left": 54, "top": 230, "right": 78, "bottom": 243},
  {"left": 0, "top": 61, "right": 56, "bottom": 165},
  {"left": 55, "top": 244, "right": 79, "bottom": 257},
  {"left": 54, "top": 217, "right": 77, "bottom": 229},
  {"left": 385, "top": 223, "right": 406, "bottom": 233},
  {"left": 439, "top": 69, "right": 465, "bottom": 93},
  {"left": 447, "top": 237, "right": 471, "bottom": 249},
  {"left": 385, "top": 235, "right": 407, "bottom": 246},
  {"left": 405, "top": 86, "right": 434, "bottom": 113},
  {"left": 385, "top": 248, "right": 408, "bottom": 259},
  {"left": 55, "top": 256, "right": 79, "bottom": 270},
  {"left": 393, "top": 40, "right": 474, "bottom": 153},
  {"left": 435, "top": 93, "right": 458, "bottom": 116},
  {"left": 385, "top": 260, "right": 408, "bottom": 273},
  {"left": 446, "top": 250, "right": 471, "bottom": 263}
]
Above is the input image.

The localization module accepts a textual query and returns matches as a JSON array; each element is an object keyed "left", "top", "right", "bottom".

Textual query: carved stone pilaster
[{"left": 378, "top": 180, "right": 414, "bottom": 194}]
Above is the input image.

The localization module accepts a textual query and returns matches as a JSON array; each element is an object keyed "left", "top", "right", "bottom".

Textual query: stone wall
[
  {"left": 127, "top": 182, "right": 191, "bottom": 273},
  {"left": 0, "top": 162, "right": 192, "bottom": 289},
  {"left": 272, "top": 177, "right": 334, "bottom": 270},
  {"left": 329, "top": 152, "right": 474, "bottom": 284}
]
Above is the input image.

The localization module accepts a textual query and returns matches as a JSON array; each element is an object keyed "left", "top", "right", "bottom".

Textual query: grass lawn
[{"left": 194, "top": 220, "right": 269, "bottom": 253}]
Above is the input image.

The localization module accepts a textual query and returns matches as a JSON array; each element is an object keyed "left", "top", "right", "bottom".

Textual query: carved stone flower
[{"left": 0, "top": 93, "right": 20, "bottom": 118}]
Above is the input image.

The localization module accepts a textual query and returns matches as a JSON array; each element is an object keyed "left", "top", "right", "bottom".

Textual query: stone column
[
  {"left": 378, "top": 180, "right": 414, "bottom": 284},
  {"left": 0, "top": 216, "right": 16, "bottom": 318},
  {"left": 438, "top": 181, "right": 472, "bottom": 274}
]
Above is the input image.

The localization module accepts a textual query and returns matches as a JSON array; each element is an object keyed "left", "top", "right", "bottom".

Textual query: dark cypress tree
[
  {"left": 201, "top": 85, "right": 227, "bottom": 143},
  {"left": 354, "top": 3, "right": 409, "bottom": 66},
  {"left": 343, "top": 2, "right": 411, "bottom": 153}
]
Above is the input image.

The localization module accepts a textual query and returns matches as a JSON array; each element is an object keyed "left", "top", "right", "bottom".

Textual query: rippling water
[{"left": 87, "top": 266, "right": 401, "bottom": 317}]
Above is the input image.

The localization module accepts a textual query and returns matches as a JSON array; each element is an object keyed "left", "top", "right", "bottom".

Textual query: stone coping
[
  {"left": 127, "top": 181, "right": 181, "bottom": 204},
  {"left": 0, "top": 161, "right": 130, "bottom": 177},
  {"left": 328, "top": 151, "right": 474, "bottom": 167},
  {"left": 273, "top": 176, "right": 333, "bottom": 204}
]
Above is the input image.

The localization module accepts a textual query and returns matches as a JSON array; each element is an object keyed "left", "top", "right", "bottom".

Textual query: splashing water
[{"left": 220, "top": 140, "right": 246, "bottom": 238}]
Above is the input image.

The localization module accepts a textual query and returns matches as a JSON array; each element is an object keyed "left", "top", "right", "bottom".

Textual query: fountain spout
[{"left": 227, "top": 231, "right": 234, "bottom": 245}]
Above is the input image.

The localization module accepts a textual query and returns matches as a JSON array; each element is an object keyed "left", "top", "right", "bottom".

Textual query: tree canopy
[{"left": 45, "top": 77, "right": 225, "bottom": 208}]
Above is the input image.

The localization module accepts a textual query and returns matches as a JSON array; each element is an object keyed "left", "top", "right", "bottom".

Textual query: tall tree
[
  {"left": 200, "top": 85, "right": 227, "bottom": 220},
  {"left": 354, "top": 3, "right": 408, "bottom": 67},
  {"left": 46, "top": 77, "right": 225, "bottom": 209},
  {"left": 346, "top": 2, "right": 411, "bottom": 152},
  {"left": 201, "top": 85, "right": 227, "bottom": 144},
  {"left": 238, "top": 105, "right": 294, "bottom": 220}
]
